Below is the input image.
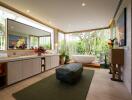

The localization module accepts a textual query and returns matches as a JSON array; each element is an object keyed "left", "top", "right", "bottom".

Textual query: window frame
[
  {"left": 29, "top": 35, "right": 39, "bottom": 49},
  {"left": 39, "top": 35, "right": 51, "bottom": 50}
]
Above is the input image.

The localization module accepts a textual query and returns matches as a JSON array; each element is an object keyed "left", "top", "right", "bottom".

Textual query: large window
[
  {"left": 65, "top": 29, "right": 110, "bottom": 59},
  {"left": 58, "top": 32, "right": 65, "bottom": 52},
  {"left": 39, "top": 36, "right": 51, "bottom": 49},
  {"left": 29, "top": 36, "right": 51, "bottom": 49}
]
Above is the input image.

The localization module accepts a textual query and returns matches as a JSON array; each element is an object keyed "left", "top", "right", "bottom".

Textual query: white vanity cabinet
[
  {"left": 22, "top": 58, "right": 41, "bottom": 79},
  {"left": 7, "top": 61, "right": 23, "bottom": 85},
  {"left": 7, "top": 55, "right": 59, "bottom": 85},
  {"left": 45, "top": 56, "right": 51, "bottom": 70},
  {"left": 53, "top": 55, "right": 59, "bottom": 67},
  {"left": 51, "top": 55, "right": 59, "bottom": 68},
  {"left": 32, "top": 58, "right": 41, "bottom": 75},
  {"left": 45, "top": 55, "right": 59, "bottom": 70},
  {"left": 22, "top": 59, "right": 33, "bottom": 79},
  {"left": 7, "top": 58, "right": 41, "bottom": 85}
]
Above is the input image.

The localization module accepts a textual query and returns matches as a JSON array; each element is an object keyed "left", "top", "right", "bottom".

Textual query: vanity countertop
[{"left": 0, "top": 54, "right": 60, "bottom": 63}]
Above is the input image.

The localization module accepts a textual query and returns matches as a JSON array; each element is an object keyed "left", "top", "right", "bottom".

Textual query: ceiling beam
[{"left": 66, "top": 26, "right": 110, "bottom": 34}]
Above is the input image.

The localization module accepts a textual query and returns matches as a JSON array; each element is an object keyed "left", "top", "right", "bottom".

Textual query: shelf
[
  {"left": 41, "top": 67, "right": 45, "bottom": 72},
  {"left": 41, "top": 64, "right": 45, "bottom": 66},
  {"left": 41, "top": 57, "right": 45, "bottom": 72}
]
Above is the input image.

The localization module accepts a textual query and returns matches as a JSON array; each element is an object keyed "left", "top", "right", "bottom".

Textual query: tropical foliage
[{"left": 59, "top": 29, "right": 110, "bottom": 60}]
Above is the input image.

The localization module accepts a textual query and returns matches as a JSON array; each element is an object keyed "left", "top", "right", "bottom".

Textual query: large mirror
[{"left": 7, "top": 19, "right": 51, "bottom": 50}]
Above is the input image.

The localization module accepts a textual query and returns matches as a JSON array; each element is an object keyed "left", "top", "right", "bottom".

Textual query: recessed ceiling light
[
  {"left": 26, "top": 10, "right": 30, "bottom": 13},
  {"left": 82, "top": 2, "right": 86, "bottom": 7}
]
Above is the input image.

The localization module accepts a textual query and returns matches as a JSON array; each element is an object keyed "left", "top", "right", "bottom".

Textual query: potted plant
[
  {"left": 60, "top": 51, "right": 66, "bottom": 65},
  {"left": 108, "top": 38, "right": 116, "bottom": 49},
  {"left": 65, "top": 54, "right": 70, "bottom": 64},
  {"left": 59, "top": 47, "right": 70, "bottom": 64},
  {"left": 34, "top": 46, "right": 46, "bottom": 56},
  {"left": 65, "top": 48, "right": 70, "bottom": 64}
]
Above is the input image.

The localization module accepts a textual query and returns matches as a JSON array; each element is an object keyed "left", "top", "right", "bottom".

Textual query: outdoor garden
[{"left": 59, "top": 29, "right": 111, "bottom": 64}]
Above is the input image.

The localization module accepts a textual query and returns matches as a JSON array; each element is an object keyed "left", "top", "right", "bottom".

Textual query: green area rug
[{"left": 13, "top": 69, "right": 94, "bottom": 100}]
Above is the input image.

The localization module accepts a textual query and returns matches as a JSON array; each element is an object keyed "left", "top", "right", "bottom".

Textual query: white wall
[{"left": 115, "top": 0, "right": 131, "bottom": 94}]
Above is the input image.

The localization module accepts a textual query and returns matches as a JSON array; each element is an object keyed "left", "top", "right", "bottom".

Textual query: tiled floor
[
  {"left": 0, "top": 68, "right": 132, "bottom": 100},
  {"left": 87, "top": 68, "right": 132, "bottom": 100}
]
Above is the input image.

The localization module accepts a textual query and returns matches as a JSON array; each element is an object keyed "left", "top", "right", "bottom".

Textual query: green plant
[
  {"left": 76, "top": 41, "right": 86, "bottom": 54},
  {"left": 65, "top": 54, "right": 70, "bottom": 64},
  {"left": 59, "top": 49, "right": 66, "bottom": 64},
  {"left": 65, "top": 29, "right": 110, "bottom": 60},
  {"left": 60, "top": 51, "right": 66, "bottom": 57}
]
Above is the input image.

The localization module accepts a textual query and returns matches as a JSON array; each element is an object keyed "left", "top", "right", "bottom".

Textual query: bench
[{"left": 56, "top": 63, "right": 83, "bottom": 84}]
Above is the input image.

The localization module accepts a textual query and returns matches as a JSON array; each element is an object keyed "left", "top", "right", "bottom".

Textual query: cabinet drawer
[
  {"left": 32, "top": 58, "right": 41, "bottom": 75},
  {"left": 45, "top": 57, "right": 51, "bottom": 70},
  {"left": 22, "top": 59, "right": 33, "bottom": 79},
  {"left": 7, "top": 61, "right": 22, "bottom": 85}
]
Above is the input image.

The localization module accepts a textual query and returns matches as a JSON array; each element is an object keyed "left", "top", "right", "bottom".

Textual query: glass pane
[
  {"left": 58, "top": 32, "right": 65, "bottom": 51},
  {"left": 0, "top": 12, "right": 5, "bottom": 50},
  {"left": 30, "top": 36, "right": 39, "bottom": 48},
  {"left": 0, "top": 35, "right": 5, "bottom": 50},
  {"left": 65, "top": 29, "right": 110, "bottom": 60},
  {"left": 39, "top": 37, "right": 51, "bottom": 49}
]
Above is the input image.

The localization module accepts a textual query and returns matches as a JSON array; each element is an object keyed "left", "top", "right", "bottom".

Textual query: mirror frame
[{"left": 7, "top": 18, "right": 52, "bottom": 50}]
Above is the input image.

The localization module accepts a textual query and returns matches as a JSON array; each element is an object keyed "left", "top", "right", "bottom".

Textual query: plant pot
[
  {"left": 65, "top": 59, "right": 70, "bottom": 64},
  {"left": 60, "top": 57, "right": 65, "bottom": 65},
  {"left": 38, "top": 52, "right": 42, "bottom": 56}
]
